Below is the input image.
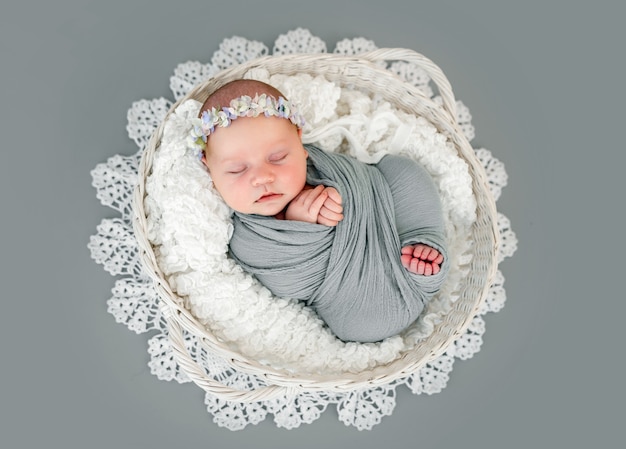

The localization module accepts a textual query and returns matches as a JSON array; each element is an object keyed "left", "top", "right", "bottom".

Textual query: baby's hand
[
  {"left": 285, "top": 185, "right": 343, "bottom": 226},
  {"left": 401, "top": 244, "right": 444, "bottom": 276},
  {"left": 318, "top": 186, "right": 343, "bottom": 226}
]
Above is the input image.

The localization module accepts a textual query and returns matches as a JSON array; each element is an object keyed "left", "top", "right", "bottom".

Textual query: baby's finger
[
  {"left": 300, "top": 185, "right": 325, "bottom": 208},
  {"left": 319, "top": 205, "right": 344, "bottom": 223},
  {"left": 325, "top": 187, "right": 342, "bottom": 205},
  {"left": 323, "top": 198, "right": 343, "bottom": 214},
  {"left": 434, "top": 253, "right": 444, "bottom": 264},
  {"left": 308, "top": 189, "right": 329, "bottom": 215}
]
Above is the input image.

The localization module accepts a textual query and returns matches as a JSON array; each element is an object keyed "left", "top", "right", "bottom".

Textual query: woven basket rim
[{"left": 132, "top": 48, "right": 499, "bottom": 401}]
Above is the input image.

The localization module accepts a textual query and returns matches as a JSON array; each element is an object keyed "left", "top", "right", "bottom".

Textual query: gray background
[{"left": 1, "top": 0, "right": 624, "bottom": 448}]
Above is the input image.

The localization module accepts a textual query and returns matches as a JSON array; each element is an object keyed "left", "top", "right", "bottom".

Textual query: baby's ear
[
  {"left": 201, "top": 153, "right": 210, "bottom": 169},
  {"left": 297, "top": 128, "right": 302, "bottom": 139}
]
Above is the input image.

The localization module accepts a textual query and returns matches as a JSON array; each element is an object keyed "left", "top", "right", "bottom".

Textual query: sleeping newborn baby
[{"left": 190, "top": 79, "right": 448, "bottom": 342}]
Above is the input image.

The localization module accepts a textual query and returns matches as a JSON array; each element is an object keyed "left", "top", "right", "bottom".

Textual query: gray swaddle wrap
[{"left": 229, "top": 145, "right": 448, "bottom": 342}]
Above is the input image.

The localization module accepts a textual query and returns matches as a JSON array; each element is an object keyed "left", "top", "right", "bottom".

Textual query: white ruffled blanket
[{"left": 144, "top": 71, "right": 476, "bottom": 375}]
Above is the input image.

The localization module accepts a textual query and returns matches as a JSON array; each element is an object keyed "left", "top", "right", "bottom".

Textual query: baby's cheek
[{"left": 212, "top": 179, "right": 239, "bottom": 209}]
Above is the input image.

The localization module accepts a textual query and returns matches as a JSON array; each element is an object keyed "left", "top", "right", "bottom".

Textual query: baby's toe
[{"left": 401, "top": 245, "right": 415, "bottom": 255}]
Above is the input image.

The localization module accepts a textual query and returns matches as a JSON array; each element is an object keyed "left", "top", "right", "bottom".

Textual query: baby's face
[{"left": 202, "top": 116, "right": 308, "bottom": 216}]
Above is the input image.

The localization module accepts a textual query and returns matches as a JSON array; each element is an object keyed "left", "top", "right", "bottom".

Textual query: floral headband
[{"left": 188, "top": 93, "right": 306, "bottom": 154}]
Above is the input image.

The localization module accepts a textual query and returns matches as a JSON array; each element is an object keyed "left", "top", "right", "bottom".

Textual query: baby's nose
[{"left": 251, "top": 168, "right": 275, "bottom": 186}]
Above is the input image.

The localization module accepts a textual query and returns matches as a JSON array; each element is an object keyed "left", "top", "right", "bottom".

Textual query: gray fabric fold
[{"left": 229, "top": 144, "right": 448, "bottom": 342}]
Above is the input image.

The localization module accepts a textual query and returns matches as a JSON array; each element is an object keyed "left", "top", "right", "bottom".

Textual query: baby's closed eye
[
  {"left": 269, "top": 151, "right": 288, "bottom": 162},
  {"left": 226, "top": 166, "right": 247, "bottom": 174}
]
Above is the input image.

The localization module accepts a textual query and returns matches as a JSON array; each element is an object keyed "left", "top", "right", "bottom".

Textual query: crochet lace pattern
[{"left": 89, "top": 28, "right": 517, "bottom": 431}]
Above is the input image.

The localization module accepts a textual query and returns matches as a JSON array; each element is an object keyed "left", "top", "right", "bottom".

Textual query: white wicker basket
[{"left": 132, "top": 48, "right": 499, "bottom": 402}]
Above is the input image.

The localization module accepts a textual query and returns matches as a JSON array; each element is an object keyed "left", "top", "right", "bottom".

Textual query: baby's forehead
[{"left": 207, "top": 115, "right": 301, "bottom": 158}]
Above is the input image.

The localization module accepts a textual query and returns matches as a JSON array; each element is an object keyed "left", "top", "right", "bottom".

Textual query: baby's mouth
[{"left": 256, "top": 192, "right": 283, "bottom": 202}]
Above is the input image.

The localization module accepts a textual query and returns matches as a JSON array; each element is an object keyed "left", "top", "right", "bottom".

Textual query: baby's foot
[{"left": 401, "top": 244, "right": 444, "bottom": 276}]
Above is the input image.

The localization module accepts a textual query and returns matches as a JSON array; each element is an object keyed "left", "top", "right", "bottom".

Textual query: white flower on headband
[{"left": 188, "top": 93, "right": 306, "bottom": 156}]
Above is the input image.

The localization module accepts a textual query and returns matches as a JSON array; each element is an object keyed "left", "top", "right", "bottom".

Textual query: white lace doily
[{"left": 89, "top": 28, "right": 517, "bottom": 431}]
